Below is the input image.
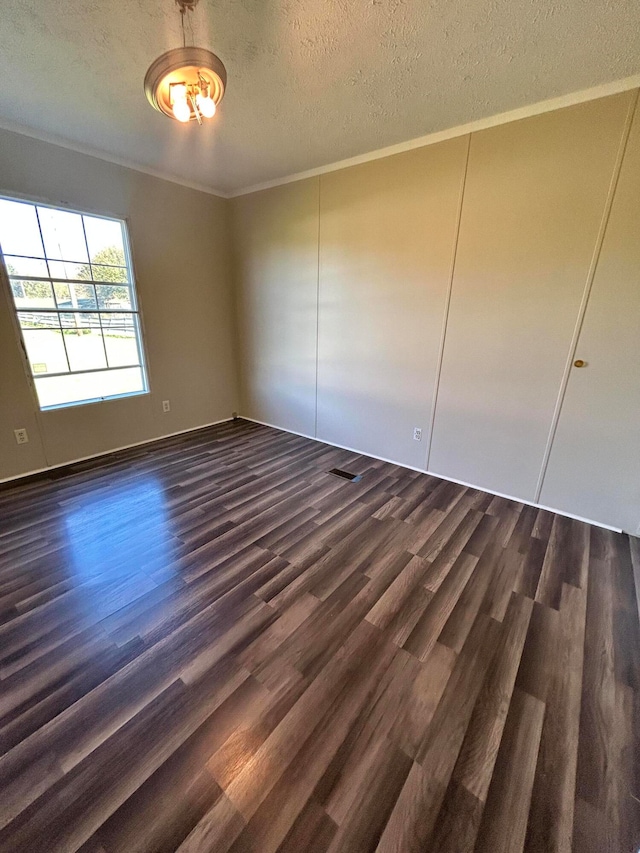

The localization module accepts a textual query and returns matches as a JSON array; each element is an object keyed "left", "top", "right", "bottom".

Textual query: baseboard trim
[
  {"left": 0, "top": 417, "right": 234, "bottom": 487},
  {"left": 242, "top": 416, "right": 622, "bottom": 533},
  {"left": 2, "top": 412, "right": 624, "bottom": 534}
]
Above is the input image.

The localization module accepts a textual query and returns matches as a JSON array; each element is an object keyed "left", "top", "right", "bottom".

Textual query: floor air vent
[{"left": 328, "top": 468, "right": 362, "bottom": 482}]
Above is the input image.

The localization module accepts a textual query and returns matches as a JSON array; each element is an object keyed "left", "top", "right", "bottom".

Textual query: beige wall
[
  {"left": 232, "top": 89, "right": 640, "bottom": 532},
  {"left": 316, "top": 139, "right": 468, "bottom": 468},
  {"left": 0, "top": 128, "right": 238, "bottom": 479},
  {"left": 231, "top": 179, "right": 319, "bottom": 436}
]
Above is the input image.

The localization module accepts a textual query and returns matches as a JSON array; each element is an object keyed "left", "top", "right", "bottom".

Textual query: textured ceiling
[{"left": 1, "top": 0, "right": 639, "bottom": 194}]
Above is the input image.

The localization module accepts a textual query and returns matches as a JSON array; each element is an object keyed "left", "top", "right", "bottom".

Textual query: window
[{"left": 0, "top": 198, "right": 148, "bottom": 410}]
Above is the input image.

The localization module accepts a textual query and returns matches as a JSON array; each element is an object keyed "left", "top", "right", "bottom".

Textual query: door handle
[{"left": 574, "top": 359, "right": 586, "bottom": 368}]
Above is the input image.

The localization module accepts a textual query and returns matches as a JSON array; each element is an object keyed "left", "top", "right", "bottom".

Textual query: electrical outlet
[
  {"left": 14, "top": 428, "right": 29, "bottom": 445},
  {"left": 162, "top": 400, "right": 170, "bottom": 413},
  {"left": 413, "top": 427, "right": 422, "bottom": 442}
]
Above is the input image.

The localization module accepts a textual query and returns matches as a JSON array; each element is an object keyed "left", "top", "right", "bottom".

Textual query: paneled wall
[
  {"left": 317, "top": 138, "right": 468, "bottom": 469},
  {"left": 232, "top": 89, "right": 640, "bottom": 532},
  {"left": 427, "top": 94, "right": 631, "bottom": 501}
]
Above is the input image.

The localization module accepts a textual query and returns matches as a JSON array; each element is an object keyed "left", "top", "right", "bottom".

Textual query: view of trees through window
[{"left": 0, "top": 198, "right": 147, "bottom": 409}]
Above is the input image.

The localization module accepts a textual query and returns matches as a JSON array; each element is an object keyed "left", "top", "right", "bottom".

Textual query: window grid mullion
[
  {"left": 132, "top": 314, "right": 145, "bottom": 373},
  {"left": 33, "top": 205, "right": 47, "bottom": 264},
  {"left": 33, "top": 364, "right": 142, "bottom": 381},
  {"left": 80, "top": 214, "right": 93, "bottom": 280},
  {"left": 58, "top": 306, "right": 73, "bottom": 374},
  {"left": 9, "top": 274, "right": 129, "bottom": 286},
  {"left": 6, "top": 253, "right": 129, "bottom": 267},
  {"left": 15, "top": 306, "right": 136, "bottom": 314},
  {"left": 96, "top": 309, "right": 111, "bottom": 369}
]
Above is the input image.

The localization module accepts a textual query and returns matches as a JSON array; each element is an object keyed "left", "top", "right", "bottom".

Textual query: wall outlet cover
[
  {"left": 413, "top": 427, "right": 422, "bottom": 441},
  {"left": 162, "top": 400, "right": 170, "bottom": 413},
  {"left": 14, "top": 428, "right": 29, "bottom": 445}
]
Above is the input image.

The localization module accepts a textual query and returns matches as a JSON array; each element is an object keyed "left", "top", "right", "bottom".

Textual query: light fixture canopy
[{"left": 144, "top": 0, "right": 226, "bottom": 125}]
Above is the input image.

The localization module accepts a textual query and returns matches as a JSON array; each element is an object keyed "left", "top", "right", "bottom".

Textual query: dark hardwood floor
[{"left": 0, "top": 418, "right": 638, "bottom": 852}]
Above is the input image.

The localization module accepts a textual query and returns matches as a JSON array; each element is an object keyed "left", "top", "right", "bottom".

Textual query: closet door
[
  {"left": 539, "top": 99, "right": 640, "bottom": 532},
  {"left": 428, "top": 92, "right": 634, "bottom": 502}
]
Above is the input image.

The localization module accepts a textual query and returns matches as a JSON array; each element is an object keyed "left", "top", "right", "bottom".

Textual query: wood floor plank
[
  {"left": 0, "top": 419, "right": 636, "bottom": 852},
  {"left": 451, "top": 592, "right": 533, "bottom": 804},
  {"left": 365, "top": 555, "right": 429, "bottom": 630},
  {"left": 403, "top": 551, "right": 478, "bottom": 662},
  {"left": 221, "top": 620, "right": 386, "bottom": 820},
  {"left": 390, "top": 642, "right": 457, "bottom": 761},
  {"left": 524, "top": 583, "right": 587, "bottom": 853},
  {"left": 575, "top": 533, "right": 620, "bottom": 849},
  {"left": 515, "top": 599, "right": 560, "bottom": 703},
  {"left": 438, "top": 538, "right": 505, "bottom": 654},
  {"left": 536, "top": 514, "right": 571, "bottom": 609},
  {"left": 175, "top": 793, "right": 246, "bottom": 853},
  {"left": 222, "top": 630, "right": 400, "bottom": 852},
  {"left": 276, "top": 799, "right": 337, "bottom": 853},
  {"left": 473, "top": 687, "right": 545, "bottom": 853},
  {"left": 377, "top": 614, "right": 501, "bottom": 851}
]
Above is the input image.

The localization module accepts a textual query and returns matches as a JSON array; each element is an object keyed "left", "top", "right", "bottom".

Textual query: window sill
[{"left": 40, "top": 389, "right": 149, "bottom": 412}]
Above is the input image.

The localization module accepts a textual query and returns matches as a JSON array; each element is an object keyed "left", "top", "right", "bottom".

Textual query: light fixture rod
[
  {"left": 144, "top": 0, "right": 226, "bottom": 124},
  {"left": 189, "top": 91, "right": 202, "bottom": 125}
]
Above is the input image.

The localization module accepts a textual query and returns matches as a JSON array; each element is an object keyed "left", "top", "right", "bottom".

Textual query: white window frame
[{"left": 0, "top": 196, "right": 149, "bottom": 411}]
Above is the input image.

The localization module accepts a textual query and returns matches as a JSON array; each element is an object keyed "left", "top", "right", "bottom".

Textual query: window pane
[
  {"left": 83, "top": 216, "right": 125, "bottom": 263},
  {"left": 91, "top": 264, "right": 129, "bottom": 283},
  {"left": 95, "top": 284, "right": 132, "bottom": 309},
  {"left": 37, "top": 207, "right": 88, "bottom": 263},
  {"left": 100, "top": 311, "right": 135, "bottom": 333},
  {"left": 54, "top": 282, "right": 97, "bottom": 310},
  {"left": 11, "top": 279, "right": 55, "bottom": 309},
  {"left": 62, "top": 324, "right": 107, "bottom": 372},
  {"left": 60, "top": 310, "right": 101, "bottom": 329},
  {"left": 0, "top": 199, "right": 44, "bottom": 257},
  {"left": 47, "top": 260, "right": 86, "bottom": 280},
  {"left": 102, "top": 314, "right": 140, "bottom": 367},
  {"left": 34, "top": 366, "right": 145, "bottom": 408},
  {"left": 3, "top": 256, "right": 49, "bottom": 277},
  {"left": 22, "top": 329, "right": 69, "bottom": 375},
  {"left": 18, "top": 311, "right": 60, "bottom": 330}
]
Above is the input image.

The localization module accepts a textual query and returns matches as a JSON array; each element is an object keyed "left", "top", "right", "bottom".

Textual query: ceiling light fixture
[{"left": 144, "top": 0, "right": 226, "bottom": 125}]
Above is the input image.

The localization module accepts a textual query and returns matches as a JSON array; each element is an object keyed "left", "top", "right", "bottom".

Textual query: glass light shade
[
  {"left": 196, "top": 93, "right": 216, "bottom": 118},
  {"left": 144, "top": 48, "right": 227, "bottom": 123}
]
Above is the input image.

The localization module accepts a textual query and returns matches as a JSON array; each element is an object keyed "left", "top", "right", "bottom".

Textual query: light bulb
[
  {"left": 172, "top": 99, "right": 191, "bottom": 122},
  {"left": 196, "top": 93, "right": 216, "bottom": 119}
]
